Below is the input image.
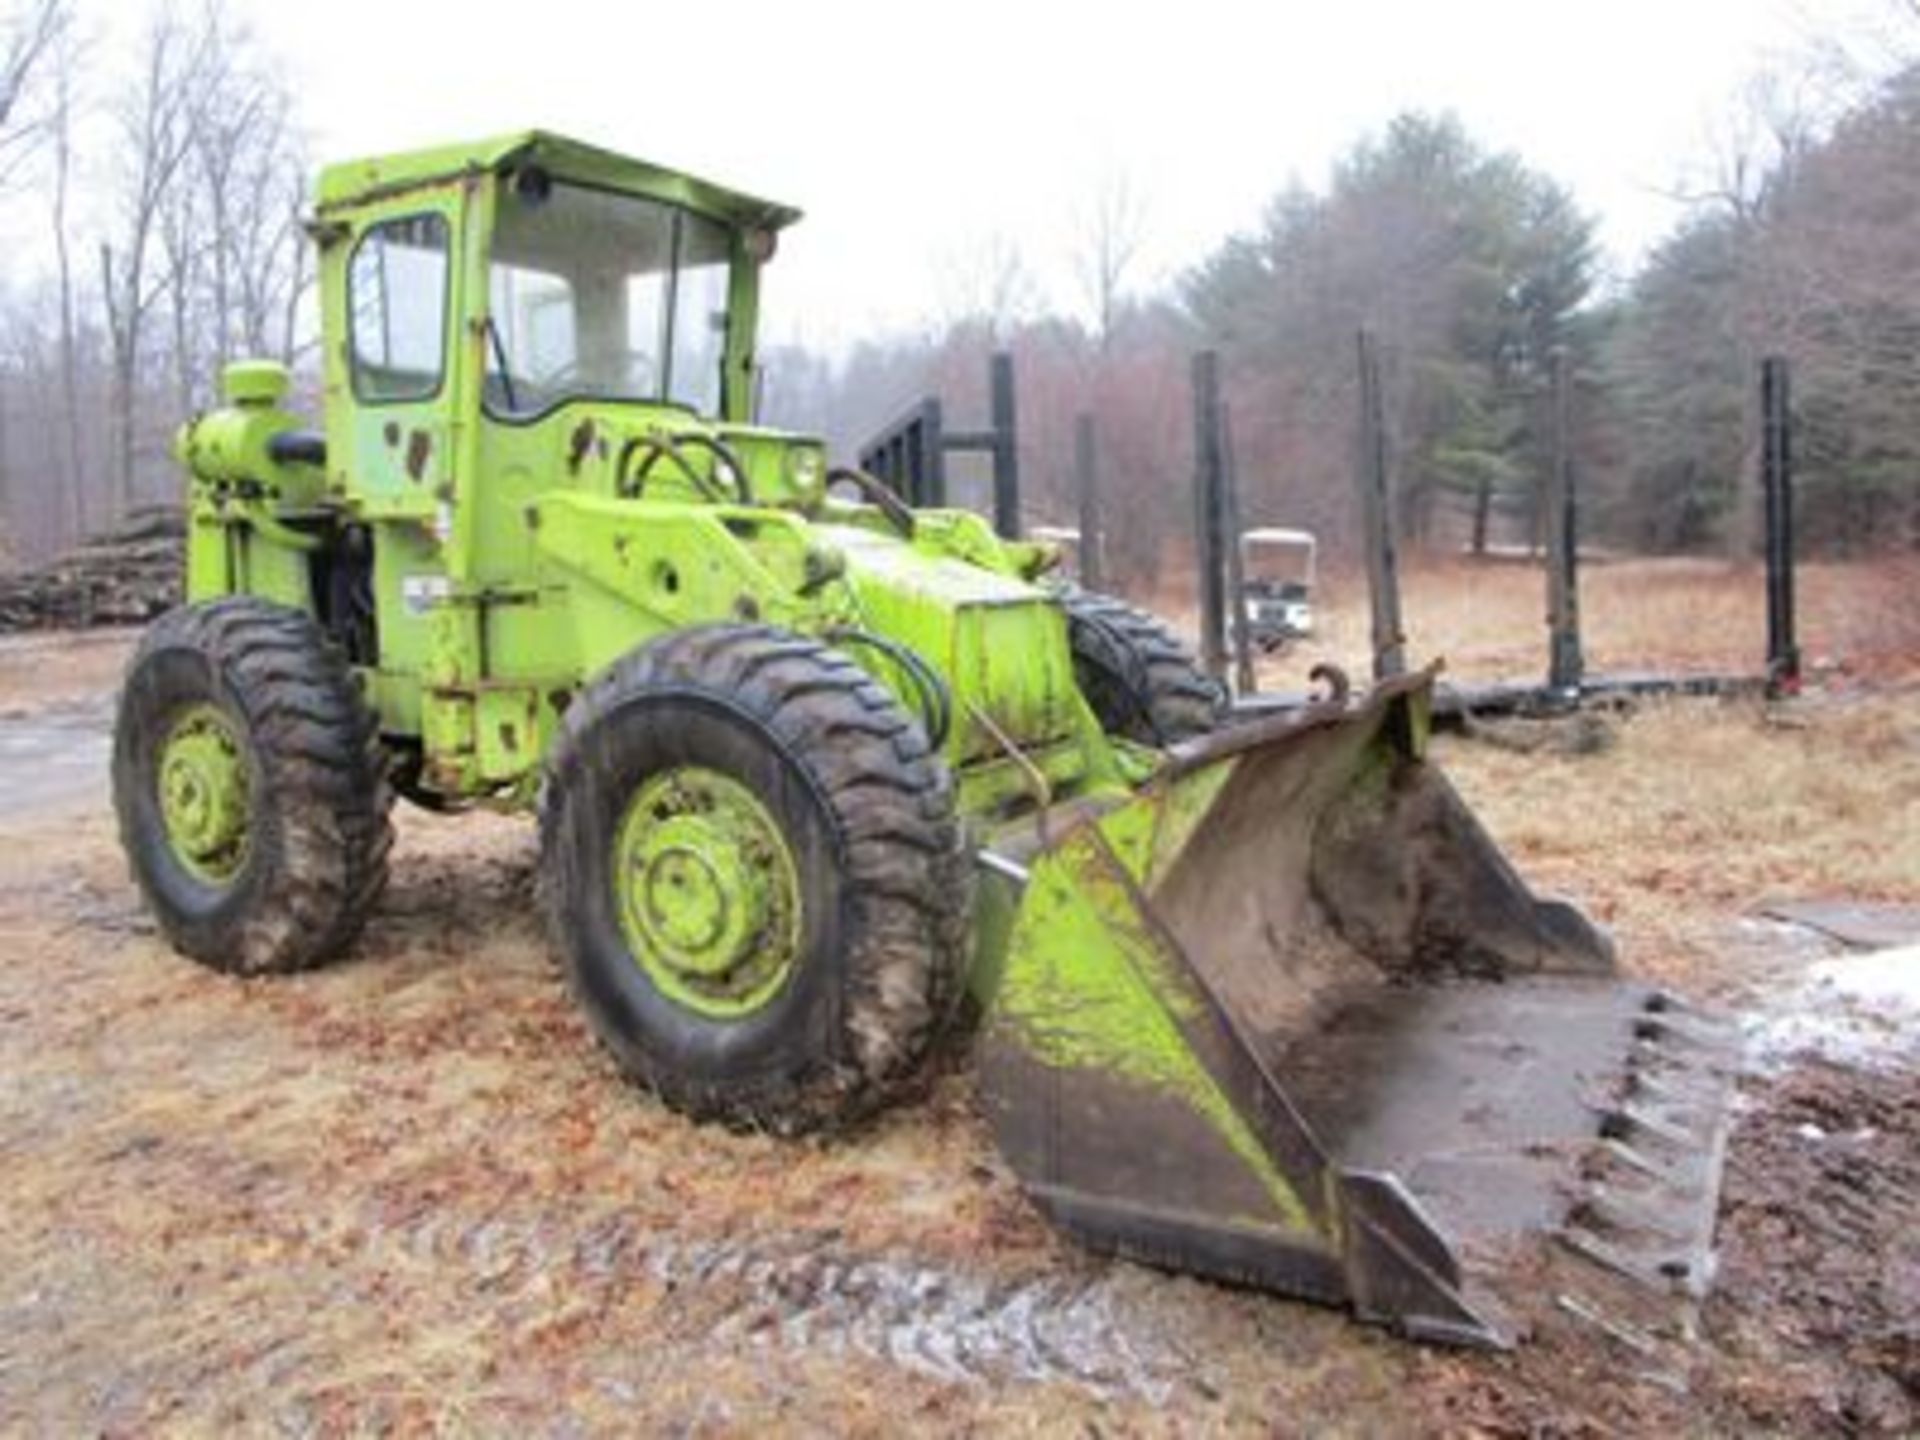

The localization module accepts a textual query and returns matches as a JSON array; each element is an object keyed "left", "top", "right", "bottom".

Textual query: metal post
[
  {"left": 1190, "top": 350, "right": 1230, "bottom": 681},
  {"left": 1221, "top": 401, "right": 1256, "bottom": 696},
  {"left": 1356, "top": 329, "right": 1406, "bottom": 680},
  {"left": 1073, "top": 412, "right": 1103, "bottom": 591},
  {"left": 1545, "top": 348, "right": 1584, "bottom": 695},
  {"left": 989, "top": 351, "right": 1020, "bottom": 539},
  {"left": 919, "top": 397, "right": 947, "bottom": 507},
  {"left": 1761, "top": 356, "right": 1800, "bottom": 695},
  {"left": 857, "top": 395, "right": 946, "bottom": 507}
]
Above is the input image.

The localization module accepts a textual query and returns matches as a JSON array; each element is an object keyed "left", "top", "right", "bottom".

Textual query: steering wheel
[{"left": 617, "top": 433, "right": 754, "bottom": 506}]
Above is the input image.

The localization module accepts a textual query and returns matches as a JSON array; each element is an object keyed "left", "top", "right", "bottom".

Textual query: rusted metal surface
[
  {"left": 1545, "top": 347, "right": 1584, "bottom": 694},
  {"left": 404, "top": 430, "right": 432, "bottom": 483},
  {"left": 1355, "top": 329, "right": 1406, "bottom": 680},
  {"left": 567, "top": 419, "right": 597, "bottom": 475},
  {"left": 1188, "top": 351, "right": 1230, "bottom": 683},
  {"left": 1229, "top": 669, "right": 1765, "bottom": 729},
  {"left": 980, "top": 671, "right": 1733, "bottom": 1346},
  {"left": 857, "top": 352, "right": 1020, "bottom": 527},
  {"left": 1761, "top": 356, "right": 1801, "bottom": 696},
  {"left": 1073, "top": 414, "right": 1102, "bottom": 592}
]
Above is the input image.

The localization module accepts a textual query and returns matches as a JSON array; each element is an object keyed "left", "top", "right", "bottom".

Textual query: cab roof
[
  {"left": 315, "top": 130, "right": 803, "bottom": 232},
  {"left": 1240, "top": 527, "right": 1317, "bottom": 548}
]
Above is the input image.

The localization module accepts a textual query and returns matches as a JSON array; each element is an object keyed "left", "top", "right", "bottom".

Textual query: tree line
[
  {"left": 0, "top": 0, "right": 305, "bottom": 565},
  {"left": 769, "top": 30, "right": 1920, "bottom": 582},
  {"left": 0, "top": 0, "right": 1914, "bottom": 581}
]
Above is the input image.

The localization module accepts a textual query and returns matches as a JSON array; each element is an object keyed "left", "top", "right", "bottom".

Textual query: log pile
[{"left": 0, "top": 507, "right": 185, "bottom": 632}]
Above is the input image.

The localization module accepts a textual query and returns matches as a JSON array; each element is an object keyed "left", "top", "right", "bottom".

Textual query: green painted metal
[
  {"left": 163, "top": 125, "right": 1339, "bottom": 1241},
  {"left": 316, "top": 131, "right": 803, "bottom": 235},
  {"left": 157, "top": 703, "right": 251, "bottom": 883},
  {"left": 613, "top": 765, "right": 802, "bottom": 1018},
  {"left": 178, "top": 131, "right": 1093, "bottom": 811},
  {"left": 994, "top": 811, "right": 1318, "bottom": 1235},
  {"left": 165, "top": 123, "right": 1159, "bottom": 1022},
  {"left": 154, "top": 131, "right": 1676, "bottom": 1346}
]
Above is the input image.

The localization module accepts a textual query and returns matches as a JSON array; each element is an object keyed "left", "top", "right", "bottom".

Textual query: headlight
[{"left": 787, "top": 446, "right": 825, "bottom": 499}]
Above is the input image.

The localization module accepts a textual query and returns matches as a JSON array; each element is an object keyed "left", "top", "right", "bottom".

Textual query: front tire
[
  {"left": 112, "top": 598, "right": 393, "bottom": 975},
  {"left": 540, "top": 624, "right": 971, "bottom": 1135}
]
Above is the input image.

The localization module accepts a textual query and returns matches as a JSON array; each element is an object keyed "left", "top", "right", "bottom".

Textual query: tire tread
[{"left": 541, "top": 623, "right": 970, "bottom": 1135}]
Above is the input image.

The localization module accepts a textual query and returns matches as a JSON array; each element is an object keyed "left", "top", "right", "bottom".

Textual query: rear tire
[
  {"left": 540, "top": 624, "right": 971, "bottom": 1135},
  {"left": 1057, "top": 586, "right": 1223, "bottom": 745},
  {"left": 112, "top": 597, "right": 393, "bottom": 975}
]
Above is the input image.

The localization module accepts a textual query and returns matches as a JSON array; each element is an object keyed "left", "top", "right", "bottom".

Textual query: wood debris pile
[{"left": 0, "top": 508, "right": 185, "bottom": 631}]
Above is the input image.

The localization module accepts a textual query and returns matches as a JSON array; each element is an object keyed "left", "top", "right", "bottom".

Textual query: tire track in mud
[{"left": 307, "top": 1199, "right": 1188, "bottom": 1402}]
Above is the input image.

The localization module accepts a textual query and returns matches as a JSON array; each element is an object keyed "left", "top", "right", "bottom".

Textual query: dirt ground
[{"left": 0, "top": 581, "right": 1915, "bottom": 1435}]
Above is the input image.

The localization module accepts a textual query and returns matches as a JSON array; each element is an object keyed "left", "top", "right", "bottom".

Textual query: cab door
[
  {"left": 325, "top": 200, "right": 460, "bottom": 521},
  {"left": 320, "top": 189, "right": 465, "bottom": 731}
]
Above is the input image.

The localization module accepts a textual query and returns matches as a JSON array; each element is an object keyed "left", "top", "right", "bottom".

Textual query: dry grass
[
  {"left": 4, "top": 684, "right": 1913, "bottom": 1430},
  {"left": 1442, "top": 686, "right": 1920, "bottom": 993},
  {"left": 1206, "top": 554, "right": 1920, "bottom": 690},
  {"left": 0, "top": 806, "right": 1426, "bottom": 1434},
  {"left": 0, "top": 564, "right": 1915, "bottom": 1431}
]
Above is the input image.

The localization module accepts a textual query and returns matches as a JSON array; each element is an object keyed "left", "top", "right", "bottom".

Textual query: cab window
[
  {"left": 348, "top": 213, "right": 450, "bottom": 403},
  {"left": 485, "top": 178, "right": 732, "bottom": 419}
]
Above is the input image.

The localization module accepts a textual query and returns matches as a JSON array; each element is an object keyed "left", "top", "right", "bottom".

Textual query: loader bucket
[{"left": 977, "top": 668, "right": 1735, "bottom": 1346}]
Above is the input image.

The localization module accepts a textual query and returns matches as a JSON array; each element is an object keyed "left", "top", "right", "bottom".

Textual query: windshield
[{"left": 485, "top": 178, "right": 733, "bottom": 419}]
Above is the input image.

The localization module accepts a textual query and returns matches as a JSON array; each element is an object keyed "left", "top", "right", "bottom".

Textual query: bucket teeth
[
  {"left": 1553, "top": 1293, "right": 1662, "bottom": 1358},
  {"left": 1598, "top": 1101, "right": 1704, "bottom": 1150},
  {"left": 1554, "top": 1224, "right": 1715, "bottom": 1299},
  {"left": 1573, "top": 1185, "right": 1694, "bottom": 1244},
  {"left": 1632, "top": 1008, "right": 1744, "bottom": 1051},
  {"left": 1552, "top": 994, "right": 1739, "bottom": 1351},
  {"left": 1597, "top": 1137, "right": 1672, "bottom": 1182}
]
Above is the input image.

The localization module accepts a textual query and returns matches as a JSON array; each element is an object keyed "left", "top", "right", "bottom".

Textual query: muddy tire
[
  {"left": 1057, "top": 586, "right": 1223, "bottom": 745},
  {"left": 112, "top": 597, "right": 393, "bottom": 975},
  {"left": 540, "top": 623, "right": 971, "bottom": 1135}
]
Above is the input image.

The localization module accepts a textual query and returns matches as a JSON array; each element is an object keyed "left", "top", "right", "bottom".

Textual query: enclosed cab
[{"left": 174, "top": 132, "right": 1113, "bottom": 814}]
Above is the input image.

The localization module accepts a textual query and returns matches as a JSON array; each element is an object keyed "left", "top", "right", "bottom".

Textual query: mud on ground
[{"left": 0, "top": 632, "right": 1914, "bottom": 1434}]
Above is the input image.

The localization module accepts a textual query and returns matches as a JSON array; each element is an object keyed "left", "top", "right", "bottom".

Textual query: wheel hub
[
  {"left": 614, "top": 767, "right": 801, "bottom": 1017},
  {"left": 158, "top": 704, "right": 250, "bottom": 882}
]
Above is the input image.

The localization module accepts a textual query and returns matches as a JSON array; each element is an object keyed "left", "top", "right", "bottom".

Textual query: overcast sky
[{"left": 230, "top": 0, "right": 1891, "bottom": 350}]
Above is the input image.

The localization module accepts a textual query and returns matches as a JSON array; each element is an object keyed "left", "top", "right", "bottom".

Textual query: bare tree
[
  {"left": 0, "top": 0, "right": 66, "bottom": 192},
  {"left": 47, "top": 15, "right": 80, "bottom": 533},
  {"left": 150, "top": 4, "right": 309, "bottom": 419},
  {"left": 0, "top": 0, "right": 315, "bottom": 552},
  {"left": 1663, "top": 67, "right": 1833, "bottom": 229},
  {"left": 1071, "top": 169, "right": 1148, "bottom": 354},
  {"left": 100, "top": 3, "right": 214, "bottom": 513},
  {"left": 207, "top": 58, "right": 307, "bottom": 365},
  {"left": 936, "top": 232, "right": 1041, "bottom": 343}
]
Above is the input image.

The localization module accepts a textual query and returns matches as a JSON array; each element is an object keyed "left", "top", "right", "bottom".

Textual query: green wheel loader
[{"left": 113, "top": 132, "right": 1733, "bottom": 1346}]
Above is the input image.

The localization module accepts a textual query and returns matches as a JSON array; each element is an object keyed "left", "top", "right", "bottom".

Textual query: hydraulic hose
[
  {"left": 823, "top": 626, "right": 952, "bottom": 751},
  {"left": 824, "top": 467, "right": 916, "bottom": 537}
]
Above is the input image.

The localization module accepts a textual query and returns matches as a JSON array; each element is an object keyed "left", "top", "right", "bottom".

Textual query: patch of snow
[{"left": 1747, "top": 943, "right": 1920, "bottom": 1072}]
